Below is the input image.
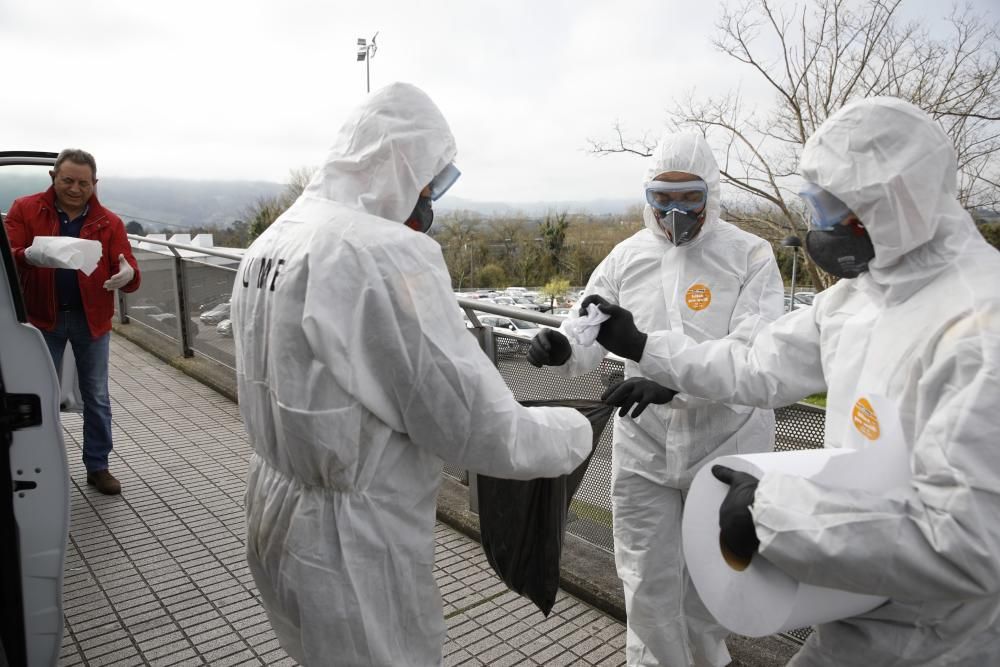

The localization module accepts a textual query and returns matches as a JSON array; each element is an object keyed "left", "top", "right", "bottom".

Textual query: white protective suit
[
  {"left": 230, "top": 82, "right": 592, "bottom": 667},
  {"left": 637, "top": 98, "right": 1000, "bottom": 666},
  {"left": 553, "top": 132, "right": 785, "bottom": 666}
]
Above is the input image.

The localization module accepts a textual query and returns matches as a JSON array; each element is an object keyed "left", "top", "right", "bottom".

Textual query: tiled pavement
[{"left": 56, "top": 335, "right": 627, "bottom": 666}]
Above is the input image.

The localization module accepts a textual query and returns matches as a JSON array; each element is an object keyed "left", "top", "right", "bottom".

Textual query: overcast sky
[{"left": 3, "top": 0, "right": 993, "bottom": 204}]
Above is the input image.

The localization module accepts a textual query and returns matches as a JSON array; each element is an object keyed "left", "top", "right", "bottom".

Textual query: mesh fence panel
[
  {"left": 775, "top": 403, "right": 826, "bottom": 452},
  {"left": 485, "top": 331, "right": 829, "bottom": 559},
  {"left": 494, "top": 332, "right": 621, "bottom": 553},
  {"left": 442, "top": 465, "right": 469, "bottom": 484}
]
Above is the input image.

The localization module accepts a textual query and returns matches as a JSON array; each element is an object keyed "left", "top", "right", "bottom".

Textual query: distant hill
[
  {"left": 1, "top": 174, "right": 635, "bottom": 231},
  {"left": 437, "top": 196, "right": 636, "bottom": 218},
  {"left": 0, "top": 173, "right": 284, "bottom": 231},
  {"left": 98, "top": 177, "right": 285, "bottom": 230}
]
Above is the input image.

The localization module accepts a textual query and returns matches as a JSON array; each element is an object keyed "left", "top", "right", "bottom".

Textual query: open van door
[{"left": 0, "top": 151, "right": 69, "bottom": 667}]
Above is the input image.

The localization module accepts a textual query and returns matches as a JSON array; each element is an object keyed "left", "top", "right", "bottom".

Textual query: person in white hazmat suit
[
  {"left": 583, "top": 96, "right": 1000, "bottom": 666},
  {"left": 230, "top": 82, "right": 593, "bottom": 667},
  {"left": 527, "top": 131, "right": 785, "bottom": 666}
]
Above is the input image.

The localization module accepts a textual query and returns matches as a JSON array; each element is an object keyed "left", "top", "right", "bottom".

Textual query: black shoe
[{"left": 86, "top": 469, "right": 121, "bottom": 495}]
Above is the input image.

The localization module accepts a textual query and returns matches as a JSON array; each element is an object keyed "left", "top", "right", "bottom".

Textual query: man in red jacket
[{"left": 4, "top": 149, "right": 140, "bottom": 494}]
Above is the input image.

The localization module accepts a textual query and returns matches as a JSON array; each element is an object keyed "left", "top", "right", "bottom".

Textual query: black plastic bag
[{"left": 476, "top": 399, "right": 614, "bottom": 616}]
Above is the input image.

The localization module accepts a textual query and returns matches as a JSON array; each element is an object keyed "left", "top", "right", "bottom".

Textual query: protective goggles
[
  {"left": 428, "top": 162, "right": 461, "bottom": 201},
  {"left": 798, "top": 182, "right": 853, "bottom": 230},
  {"left": 644, "top": 180, "right": 708, "bottom": 214}
]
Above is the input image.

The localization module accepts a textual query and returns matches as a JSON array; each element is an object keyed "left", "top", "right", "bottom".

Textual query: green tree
[
  {"left": 476, "top": 263, "right": 507, "bottom": 288},
  {"left": 435, "top": 215, "right": 482, "bottom": 288},
  {"left": 247, "top": 197, "right": 287, "bottom": 243},
  {"left": 225, "top": 220, "right": 250, "bottom": 248},
  {"left": 541, "top": 277, "right": 571, "bottom": 311},
  {"left": 539, "top": 211, "right": 571, "bottom": 279},
  {"left": 979, "top": 222, "right": 1000, "bottom": 250},
  {"left": 125, "top": 220, "right": 145, "bottom": 236}
]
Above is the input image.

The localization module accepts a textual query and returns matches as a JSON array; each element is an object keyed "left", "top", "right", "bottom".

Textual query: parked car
[
  {"left": 216, "top": 318, "right": 233, "bottom": 337},
  {"left": 533, "top": 295, "right": 555, "bottom": 312},
  {"left": 478, "top": 315, "right": 542, "bottom": 356},
  {"left": 128, "top": 304, "right": 162, "bottom": 317},
  {"left": 784, "top": 293, "right": 813, "bottom": 312},
  {"left": 792, "top": 291, "right": 815, "bottom": 304},
  {"left": 199, "top": 301, "right": 231, "bottom": 324},
  {"left": 513, "top": 297, "right": 541, "bottom": 311},
  {"left": 198, "top": 293, "right": 231, "bottom": 313},
  {"left": 479, "top": 315, "right": 540, "bottom": 336}
]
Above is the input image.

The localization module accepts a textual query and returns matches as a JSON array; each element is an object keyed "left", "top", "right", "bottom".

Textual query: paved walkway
[{"left": 55, "top": 336, "right": 627, "bottom": 666}]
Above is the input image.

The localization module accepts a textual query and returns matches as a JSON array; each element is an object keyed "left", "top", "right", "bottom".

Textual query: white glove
[
  {"left": 24, "top": 237, "right": 102, "bottom": 275},
  {"left": 103, "top": 254, "right": 135, "bottom": 291}
]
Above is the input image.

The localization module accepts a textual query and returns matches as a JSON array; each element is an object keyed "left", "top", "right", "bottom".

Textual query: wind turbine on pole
[{"left": 356, "top": 32, "right": 379, "bottom": 93}]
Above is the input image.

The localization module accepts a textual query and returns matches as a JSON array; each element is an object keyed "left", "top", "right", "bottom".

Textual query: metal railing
[
  {"left": 119, "top": 234, "right": 242, "bottom": 368},
  {"left": 116, "top": 235, "right": 825, "bottom": 555}
]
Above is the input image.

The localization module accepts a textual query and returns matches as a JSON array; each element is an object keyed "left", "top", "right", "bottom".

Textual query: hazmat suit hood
[
  {"left": 642, "top": 131, "right": 722, "bottom": 245},
  {"left": 304, "top": 81, "right": 457, "bottom": 224},
  {"left": 799, "top": 96, "right": 980, "bottom": 301}
]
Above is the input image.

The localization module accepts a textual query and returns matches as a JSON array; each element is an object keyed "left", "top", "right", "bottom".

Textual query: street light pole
[
  {"left": 781, "top": 235, "right": 802, "bottom": 313},
  {"left": 356, "top": 32, "right": 379, "bottom": 93}
]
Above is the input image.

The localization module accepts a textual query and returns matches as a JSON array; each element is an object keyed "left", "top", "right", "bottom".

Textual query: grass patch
[
  {"left": 802, "top": 393, "right": 827, "bottom": 408},
  {"left": 569, "top": 498, "right": 612, "bottom": 528}
]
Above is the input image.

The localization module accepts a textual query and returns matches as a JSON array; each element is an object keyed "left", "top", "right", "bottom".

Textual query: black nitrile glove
[
  {"left": 600, "top": 377, "right": 678, "bottom": 418},
  {"left": 527, "top": 328, "right": 572, "bottom": 368},
  {"left": 579, "top": 295, "right": 648, "bottom": 363},
  {"left": 711, "top": 465, "right": 761, "bottom": 562}
]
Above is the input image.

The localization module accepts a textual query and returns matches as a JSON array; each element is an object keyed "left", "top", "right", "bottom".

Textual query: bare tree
[
  {"left": 589, "top": 0, "right": 1000, "bottom": 287},
  {"left": 245, "top": 166, "right": 319, "bottom": 242},
  {"left": 434, "top": 215, "right": 482, "bottom": 289}
]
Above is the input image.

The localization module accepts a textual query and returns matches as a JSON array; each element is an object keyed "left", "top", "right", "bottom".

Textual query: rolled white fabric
[
  {"left": 26, "top": 237, "right": 102, "bottom": 275},
  {"left": 682, "top": 394, "right": 910, "bottom": 637}
]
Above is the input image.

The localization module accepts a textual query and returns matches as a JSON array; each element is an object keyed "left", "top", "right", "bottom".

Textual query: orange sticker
[
  {"left": 685, "top": 283, "right": 712, "bottom": 311},
  {"left": 852, "top": 397, "right": 881, "bottom": 440}
]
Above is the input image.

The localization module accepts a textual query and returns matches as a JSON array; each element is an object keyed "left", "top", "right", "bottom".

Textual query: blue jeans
[{"left": 42, "top": 311, "right": 113, "bottom": 473}]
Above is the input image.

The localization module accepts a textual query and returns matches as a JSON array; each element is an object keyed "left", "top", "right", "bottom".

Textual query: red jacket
[{"left": 4, "top": 186, "right": 141, "bottom": 338}]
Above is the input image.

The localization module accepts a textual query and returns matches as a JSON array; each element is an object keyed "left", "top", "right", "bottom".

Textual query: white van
[{"left": 0, "top": 151, "right": 70, "bottom": 667}]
